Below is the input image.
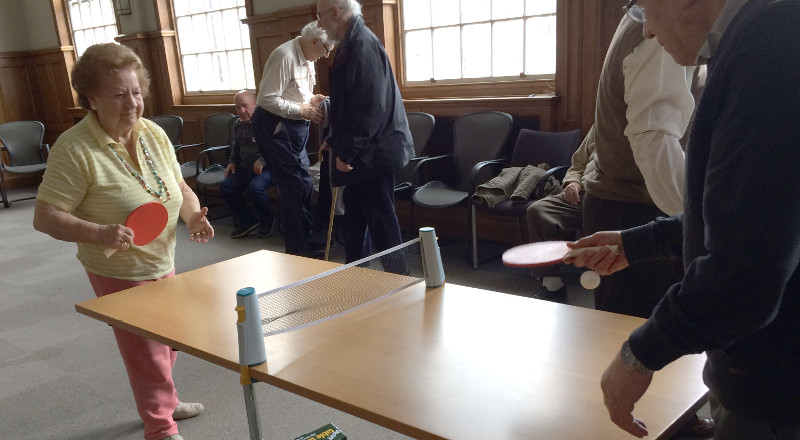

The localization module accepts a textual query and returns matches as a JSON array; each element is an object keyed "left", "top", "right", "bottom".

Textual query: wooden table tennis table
[{"left": 76, "top": 250, "right": 708, "bottom": 440}]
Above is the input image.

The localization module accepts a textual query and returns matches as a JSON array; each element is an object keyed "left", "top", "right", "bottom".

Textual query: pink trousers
[{"left": 87, "top": 270, "right": 180, "bottom": 440}]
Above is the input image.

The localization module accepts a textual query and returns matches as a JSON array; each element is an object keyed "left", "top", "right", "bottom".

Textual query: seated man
[
  {"left": 219, "top": 90, "right": 277, "bottom": 238},
  {"left": 526, "top": 126, "right": 596, "bottom": 302}
]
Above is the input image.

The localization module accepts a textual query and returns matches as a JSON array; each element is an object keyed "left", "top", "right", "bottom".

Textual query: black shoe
[
  {"left": 532, "top": 285, "right": 567, "bottom": 303},
  {"left": 308, "top": 235, "right": 327, "bottom": 252},
  {"left": 231, "top": 222, "right": 260, "bottom": 238},
  {"left": 257, "top": 218, "right": 277, "bottom": 238}
]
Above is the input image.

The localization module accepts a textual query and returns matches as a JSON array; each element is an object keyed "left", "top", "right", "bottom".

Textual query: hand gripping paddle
[
  {"left": 501, "top": 240, "right": 618, "bottom": 289},
  {"left": 104, "top": 202, "right": 169, "bottom": 257}
]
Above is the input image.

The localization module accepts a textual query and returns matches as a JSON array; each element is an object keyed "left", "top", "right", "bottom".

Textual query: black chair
[
  {"left": 150, "top": 115, "right": 183, "bottom": 146},
  {"left": 394, "top": 112, "right": 435, "bottom": 197},
  {"left": 0, "top": 120, "right": 49, "bottom": 208},
  {"left": 175, "top": 113, "right": 236, "bottom": 182},
  {"left": 194, "top": 114, "right": 237, "bottom": 208},
  {"left": 410, "top": 111, "right": 513, "bottom": 246},
  {"left": 470, "top": 128, "right": 582, "bottom": 269}
]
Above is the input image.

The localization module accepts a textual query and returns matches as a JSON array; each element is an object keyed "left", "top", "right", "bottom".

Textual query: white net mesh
[{"left": 257, "top": 239, "right": 424, "bottom": 336}]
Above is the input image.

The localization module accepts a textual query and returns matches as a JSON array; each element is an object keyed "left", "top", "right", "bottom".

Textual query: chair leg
[
  {"left": 408, "top": 202, "right": 415, "bottom": 238},
  {"left": 0, "top": 170, "right": 9, "bottom": 208},
  {"left": 471, "top": 204, "right": 478, "bottom": 270}
]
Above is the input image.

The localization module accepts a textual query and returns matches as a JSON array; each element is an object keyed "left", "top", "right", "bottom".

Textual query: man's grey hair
[
  {"left": 333, "top": 0, "right": 362, "bottom": 17},
  {"left": 301, "top": 20, "right": 328, "bottom": 43}
]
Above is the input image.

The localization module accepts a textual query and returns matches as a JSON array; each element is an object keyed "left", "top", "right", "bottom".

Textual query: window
[
  {"left": 173, "top": 0, "right": 255, "bottom": 93},
  {"left": 67, "top": 0, "right": 119, "bottom": 56},
  {"left": 401, "top": 0, "right": 556, "bottom": 83}
]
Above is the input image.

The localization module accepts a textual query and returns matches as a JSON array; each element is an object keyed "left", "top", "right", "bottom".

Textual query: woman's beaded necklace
[{"left": 108, "top": 138, "right": 171, "bottom": 203}]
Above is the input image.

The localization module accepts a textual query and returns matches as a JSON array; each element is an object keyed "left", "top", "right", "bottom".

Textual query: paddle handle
[{"left": 563, "top": 244, "right": 619, "bottom": 261}]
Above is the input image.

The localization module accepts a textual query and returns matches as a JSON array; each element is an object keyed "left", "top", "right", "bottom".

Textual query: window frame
[
  {"left": 396, "top": 0, "right": 558, "bottom": 99},
  {"left": 63, "top": 0, "right": 121, "bottom": 58},
  {"left": 170, "top": 0, "right": 255, "bottom": 100}
]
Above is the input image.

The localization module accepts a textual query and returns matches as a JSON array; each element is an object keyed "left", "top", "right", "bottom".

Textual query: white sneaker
[
  {"left": 173, "top": 401, "right": 204, "bottom": 420},
  {"left": 159, "top": 435, "right": 184, "bottom": 440}
]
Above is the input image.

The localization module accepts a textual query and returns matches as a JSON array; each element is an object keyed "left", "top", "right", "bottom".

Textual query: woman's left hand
[{"left": 187, "top": 207, "right": 214, "bottom": 243}]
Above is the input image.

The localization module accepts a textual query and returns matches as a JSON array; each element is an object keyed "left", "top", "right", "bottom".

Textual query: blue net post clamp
[{"left": 236, "top": 287, "right": 267, "bottom": 383}]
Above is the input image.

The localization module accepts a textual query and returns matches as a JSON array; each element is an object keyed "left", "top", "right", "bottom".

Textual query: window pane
[
  {"left": 212, "top": 52, "right": 228, "bottom": 90},
  {"left": 90, "top": 0, "right": 103, "bottom": 24},
  {"left": 198, "top": 53, "right": 214, "bottom": 91},
  {"left": 526, "top": 0, "right": 557, "bottom": 16},
  {"left": 405, "top": 30, "right": 432, "bottom": 81},
  {"left": 183, "top": 55, "right": 199, "bottom": 91},
  {"left": 223, "top": 9, "right": 241, "bottom": 49},
  {"left": 525, "top": 16, "right": 556, "bottom": 75},
  {"left": 174, "top": 2, "right": 252, "bottom": 92},
  {"left": 492, "top": 0, "right": 523, "bottom": 20},
  {"left": 461, "top": 23, "right": 490, "bottom": 78},
  {"left": 207, "top": 12, "right": 223, "bottom": 50},
  {"left": 69, "top": 3, "right": 82, "bottom": 29},
  {"left": 244, "top": 49, "right": 255, "bottom": 89},
  {"left": 403, "top": 0, "right": 430, "bottom": 30},
  {"left": 105, "top": 25, "right": 116, "bottom": 43},
  {"left": 431, "top": 0, "right": 459, "bottom": 27},
  {"left": 192, "top": 15, "right": 210, "bottom": 51},
  {"left": 75, "top": 31, "right": 87, "bottom": 57},
  {"left": 493, "top": 20, "right": 523, "bottom": 77},
  {"left": 432, "top": 27, "right": 460, "bottom": 80},
  {"left": 460, "top": 0, "right": 489, "bottom": 24},
  {"left": 228, "top": 50, "right": 246, "bottom": 90},
  {"left": 173, "top": 0, "right": 189, "bottom": 17},
  {"left": 101, "top": 0, "right": 115, "bottom": 23},
  {"left": 239, "top": 8, "right": 250, "bottom": 49}
]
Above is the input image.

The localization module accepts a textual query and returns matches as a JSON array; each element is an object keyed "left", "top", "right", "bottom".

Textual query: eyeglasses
[
  {"left": 623, "top": 0, "right": 645, "bottom": 23},
  {"left": 316, "top": 6, "right": 336, "bottom": 21},
  {"left": 323, "top": 43, "right": 331, "bottom": 56}
]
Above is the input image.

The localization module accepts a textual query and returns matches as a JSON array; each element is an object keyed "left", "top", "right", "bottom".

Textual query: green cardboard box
[{"left": 293, "top": 423, "right": 347, "bottom": 440}]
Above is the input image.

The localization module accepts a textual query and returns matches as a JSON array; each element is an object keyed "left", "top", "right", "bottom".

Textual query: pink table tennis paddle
[
  {"left": 502, "top": 241, "right": 618, "bottom": 289},
  {"left": 104, "top": 202, "right": 169, "bottom": 257}
]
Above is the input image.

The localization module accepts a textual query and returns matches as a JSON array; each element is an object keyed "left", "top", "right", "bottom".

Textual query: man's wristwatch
[{"left": 621, "top": 340, "right": 654, "bottom": 375}]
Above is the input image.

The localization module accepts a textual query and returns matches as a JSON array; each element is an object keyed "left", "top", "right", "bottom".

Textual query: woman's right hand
[{"left": 102, "top": 223, "right": 134, "bottom": 250}]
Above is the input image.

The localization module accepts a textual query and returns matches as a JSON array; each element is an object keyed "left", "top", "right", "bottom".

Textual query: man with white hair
[
  {"left": 316, "top": 0, "right": 413, "bottom": 267},
  {"left": 251, "top": 21, "right": 332, "bottom": 256}
]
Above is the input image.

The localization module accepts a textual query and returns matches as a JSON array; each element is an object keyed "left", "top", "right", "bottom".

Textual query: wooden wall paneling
[
  {"left": 117, "top": 33, "right": 158, "bottom": 117},
  {"left": 0, "top": 52, "right": 37, "bottom": 124},
  {"left": 27, "top": 47, "right": 77, "bottom": 145}
]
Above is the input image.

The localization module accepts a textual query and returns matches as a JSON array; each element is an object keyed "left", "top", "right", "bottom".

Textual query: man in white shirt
[
  {"left": 250, "top": 21, "right": 331, "bottom": 256},
  {"left": 578, "top": 14, "right": 705, "bottom": 318}
]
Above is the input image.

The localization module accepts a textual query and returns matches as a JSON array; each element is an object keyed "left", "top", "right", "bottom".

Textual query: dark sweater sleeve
[
  {"left": 630, "top": 6, "right": 800, "bottom": 370},
  {"left": 621, "top": 213, "right": 684, "bottom": 265}
]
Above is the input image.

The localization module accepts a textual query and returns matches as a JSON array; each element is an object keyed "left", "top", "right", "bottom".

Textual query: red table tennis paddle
[
  {"left": 502, "top": 241, "right": 618, "bottom": 289},
  {"left": 502, "top": 240, "right": 619, "bottom": 268},
  {"left": 104, "top": 202, "right": 169, "bottom": 257}
]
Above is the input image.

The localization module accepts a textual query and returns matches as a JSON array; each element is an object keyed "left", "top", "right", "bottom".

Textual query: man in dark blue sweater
[{"left": 567, "top": 1, "right": 800, "bottom": 438}]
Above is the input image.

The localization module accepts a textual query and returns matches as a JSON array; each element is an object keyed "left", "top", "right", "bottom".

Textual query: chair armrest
[
  {"left": 195, "top": 145, "right": 231, "bottom": 176},
  {"left": 469, "top": 158, "right": 509, "bottom": 195},
  {"left": 42, "top": 144, "right": 50, "bottom": 161},
  {"left": 411, "top": 153, "right": 453, "bottom": 187},
  {"left": 533, "top": 166, "right": 569, "bottom": 199},
  {"left": 174, "top": 142, "right": 205, "bottom": 163}
]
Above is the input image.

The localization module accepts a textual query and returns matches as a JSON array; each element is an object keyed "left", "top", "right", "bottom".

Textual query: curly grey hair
[{"left": 301, "top": 20, "right": 328, "bottom": 43}]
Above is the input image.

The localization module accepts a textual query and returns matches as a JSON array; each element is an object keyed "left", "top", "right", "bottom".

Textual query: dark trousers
[
  {"left": 251, "top": 107, "right": 313, "bottom": 255},
  {"left": 342, "top": 173, "right": 403, "bottom": 266},
  {"left": 582, "top": 193, "right": 684, "bottom": 318},
  {"left": 218, "top": 166, "right": 275, "bottom": 229}
]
